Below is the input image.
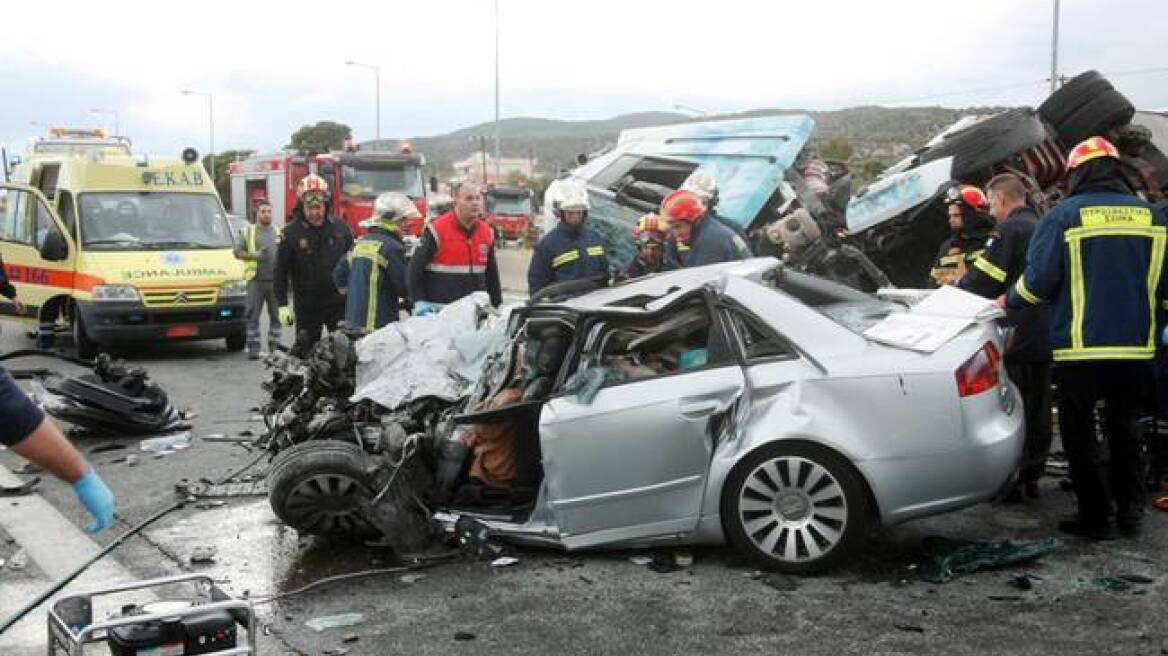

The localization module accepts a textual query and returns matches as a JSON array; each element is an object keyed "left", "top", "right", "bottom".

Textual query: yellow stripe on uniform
[
  {"left": 1014, "top": 276, "right": 1041, "bottom": 305},
  {"left": 973, "top": 257, "right": 1008, "bottom": 283},
  {"left": 552, "top": 250, "right": 580, "bottom": 268},
  {"left": 365, "top": 259, "right": 380, "bottom": 331},
  {"left": 586, "top": 246, "right": 605, "bottom": 257},
  {"left": 1053, "top": 345, "right": 1155, "bottom": 362}
]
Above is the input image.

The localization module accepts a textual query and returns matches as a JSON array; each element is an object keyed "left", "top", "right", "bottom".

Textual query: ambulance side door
[{"left": 0, "top": 183, "right": 75, "bottom": 324}]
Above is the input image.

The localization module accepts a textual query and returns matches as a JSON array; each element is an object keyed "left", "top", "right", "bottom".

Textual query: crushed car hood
[{"left": 351, "top": 293, "right": 511, "bottom": 410}]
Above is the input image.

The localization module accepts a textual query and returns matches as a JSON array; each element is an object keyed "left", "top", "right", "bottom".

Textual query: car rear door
[{"left": 538, "top": 299, "right": 745, "bottom": 548}]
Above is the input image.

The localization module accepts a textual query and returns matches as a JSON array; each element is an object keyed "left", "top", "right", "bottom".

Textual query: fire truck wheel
[{"left": 225, "top": 329, "right": 246, "bottom": 352}]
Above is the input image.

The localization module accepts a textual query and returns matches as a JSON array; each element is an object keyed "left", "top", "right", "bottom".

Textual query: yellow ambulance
[{"left": 0, "top": 129, "right": 247, "bottom": 357}]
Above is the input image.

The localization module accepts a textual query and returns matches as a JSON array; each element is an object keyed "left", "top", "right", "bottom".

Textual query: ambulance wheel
[
  {"left": 73, "top": 315, "right": 99, "bottom": 361},
  {"left": 226, "top": 329, "right": 246, "bottom": 352}
]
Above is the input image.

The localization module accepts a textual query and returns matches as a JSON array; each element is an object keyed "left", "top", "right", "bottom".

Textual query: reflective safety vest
[
  {"left": 1007, "top": 188, "right": 1168, "bottom": 362},
  {"left": 426, "top": 211, "right": 494, "bottom": 275},
  {"left": 242, "top": 224, "right": 281, "bottom": 281}
]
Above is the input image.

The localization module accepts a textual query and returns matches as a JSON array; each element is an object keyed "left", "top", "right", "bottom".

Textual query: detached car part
[{"left": 38, "top": 354, "right": 186, "bottom": 435}]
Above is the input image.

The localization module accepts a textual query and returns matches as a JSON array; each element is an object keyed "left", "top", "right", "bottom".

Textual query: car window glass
[
  {"left": 34, "top": 197, "right": 57, "bottom": 249},
  {"left": 0, "top": 188, "right": 37, "bottom": 245},
  {"left": 58, "top": 190, "right": 77, "bottom": 237},
  {"left": 728, "top": 309, "right": 793, "bottom": 360},
  {"left": 594, "top": 300, "right": 729, "bottom": 383}
]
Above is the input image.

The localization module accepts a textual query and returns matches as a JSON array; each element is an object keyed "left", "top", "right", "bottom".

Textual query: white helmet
[
  {"left": 681, "top": 171, "right": 718, "bottom": 204},
  {"left": 554, "top": 181, "right": 590, "bottom": 214},
  {"left": 372, "top": 192, "right": 420, "bottom": 223}
]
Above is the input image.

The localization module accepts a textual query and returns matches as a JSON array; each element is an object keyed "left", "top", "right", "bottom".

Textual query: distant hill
[{"left": 364, "top": 105, "right": 1012, "bottom": 183}]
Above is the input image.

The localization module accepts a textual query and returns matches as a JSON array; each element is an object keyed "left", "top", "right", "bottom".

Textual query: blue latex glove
[
  {"left": 1162, "top": 325, "right": 1168, "bottom": 347},
  {"left": 413, "top": 301, "right": 440, "bottom": 317},
  {"left": 72, "top": 468, "right": 115, "bottom": 533}
]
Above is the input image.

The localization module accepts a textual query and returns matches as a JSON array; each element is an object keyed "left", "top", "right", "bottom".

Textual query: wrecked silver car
[{"left": 261, "top": 260, "right": 1023, "bottom": 573}]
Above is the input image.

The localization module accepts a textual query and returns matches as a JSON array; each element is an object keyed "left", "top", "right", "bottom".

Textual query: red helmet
[
  {"left": 660, "top": 190, "right": 706, "bottom": 224},
  {"left": 1066, "top": 136, "right": 1120, "bottom": 171},
  {"left": 632, "top": 213, "right": 668, "bottom": 244},
  {"left": 944, "top": 184, "right": 988, "bottom": 211},
  {"left": 296, "top": 173, "right": 330, "bottom": 199}
]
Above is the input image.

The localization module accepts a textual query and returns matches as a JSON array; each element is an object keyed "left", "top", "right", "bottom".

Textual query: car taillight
[{"left": 955, "top": 341, "right": 1001, "bottom": 397}]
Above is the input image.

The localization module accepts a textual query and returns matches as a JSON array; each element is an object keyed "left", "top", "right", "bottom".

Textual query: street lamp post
[
  {"left": 493, "top": 0, "right": 501, "bottom": 183},
  {"left": 345, "top": 61, "right": 381, "bottom": 143},
  {"left": 1049, "top": 0, "right": 1061, "bottom": 93},
  {"left": 181, "top": 90, "right": 215, "bottom": 179},
  {"left": 88, "top": 108, "right": 120, "bottom": 137}
]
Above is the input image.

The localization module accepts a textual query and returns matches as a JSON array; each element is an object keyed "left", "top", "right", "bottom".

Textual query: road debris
[
  {"left": 195, "top": 501, "right": 227, "bottom": 510},
  {"left": 1118, "top": 573, "right": 1155, "bottom": 584},
  {"left": 490, "top": 556, "right": 519, "bottom": 568},
  {"left": 0, "top": 477, "right": 39, "bottom": 497},
  {"left": 139, "top": 431, "right": 192, "bottom": 454},
  {"left": 306, "top": 613, "right": 365, "bottom": 632},
  {"left": 759, "top": 573, "right": 799, "bottom": 592},
  {"left": 343, "top": 633, "right": 360, "bottom": 643},
  {"left": 189, "top": 545, "right": 218, "bottom": 564},
  {"left": 399, "top": 573, "right": 426, "bottom": 584},
  {"left": 175, "top": 479, "right": 267, "bottom": 498},
  {"left": 34, "top": 355, "right": 188, "bottom": 435},
  {"left": 454, "top": 631, "right": 476, "bottom": 641},
  {"left": 922, "top": 537, "right": 1063, "bottom": 583},
  {"left": 8, "top": 548, "right": 28, "bottom": 570},
  {"left": 895, "top": 624, "right": 925, "bottom": 633},
  {"left": 629, "top": 555, "right": 653, "bottom": 566},
  {"left": 88, "top": 443, "right": 127, "bottom": 454}
]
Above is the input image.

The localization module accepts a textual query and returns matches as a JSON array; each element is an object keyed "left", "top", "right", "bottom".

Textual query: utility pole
[
  {"left": 480, "top": 136, "right": 489, "bottom": 185},
  {"left": 181, "top": 90, "right": 215, "bottom": 179},
  {"left": 493, "top": 0, "right": 501, "bottom": 183},
  {"left": 1049, "top": 0, "right": 1061, "bottom": 93},
  {"left": 345, "top": 61, "right": 381, "bottom": 142}
]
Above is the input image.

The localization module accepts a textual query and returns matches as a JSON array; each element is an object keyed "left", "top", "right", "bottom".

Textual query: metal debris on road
[
  {"left": 8, "top": 548, "right": 28, "bottom": 570},
  {"left": 88, "top": 443, "right": 127, "bottom": 454},
  {"left": 629, "top": 555, "right": 653, "bottom": 566},
  {"left": 189, "top": 545, "right": 218, "bottom": 564},
  {"left": 490, "top": 556, "right": 519, "bottom": 567},
  {"left": 305, "top": 613, "right": 365, "bottom": 632},
  {"left": 342, "top": 634, "right": 360, "bottom": 644},
  {"left": 201, "top": 434, "right": 255, "bottom": 443},
  {"left": 0, "top": 476, "right": 39, "bottom": 497},
  {"left": 175, "top": 479, "right": 267, "bottom": 498},
  {"left": 139, "top": 431, "right": 192, "bottom": 454}
]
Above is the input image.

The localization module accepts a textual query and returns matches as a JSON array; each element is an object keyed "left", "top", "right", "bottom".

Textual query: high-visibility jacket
[
  {"left": 334, "top": 226, "right": 407, "bottom": 332},
  {"left": 240, "top": 223, "right": 280, "bottom": 281},
  {"left": 406, "top": 211, "right": 502, "bottom": 306},
  {"left": 527, "top": 223, "right": 610, "bottom": 296},
  {"left": 1006, "top": 187, "right": 1168, "bottom": 362}
]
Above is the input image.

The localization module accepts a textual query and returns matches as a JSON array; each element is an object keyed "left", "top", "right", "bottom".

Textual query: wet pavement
[{"left": 1, "top": 255, "right": 1167, "bottom": 654}]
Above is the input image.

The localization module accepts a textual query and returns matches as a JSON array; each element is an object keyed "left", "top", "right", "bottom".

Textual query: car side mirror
[
  {"left": 39, "top": 229, "right": 69, "bottom": 261},
  {"left": 429, "top": 175, "right": 439, "bottom": 193}
]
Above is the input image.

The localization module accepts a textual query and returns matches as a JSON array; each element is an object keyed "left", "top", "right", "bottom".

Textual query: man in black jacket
[
  {"left": 958, "top": 174, "right": 1051, "bottom": 500},
  {"left": 274, "top": 175, "right": 354, "bottom": 356}
]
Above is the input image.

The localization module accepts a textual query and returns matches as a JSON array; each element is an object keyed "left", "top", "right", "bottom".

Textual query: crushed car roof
[{"left": 551, "top": 258, "right": 780, "bottom": 312}]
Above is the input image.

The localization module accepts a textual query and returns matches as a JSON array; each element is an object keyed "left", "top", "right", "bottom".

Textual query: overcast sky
[{"left": 2, "top": 0, "right": 1166, "bottom": 158}]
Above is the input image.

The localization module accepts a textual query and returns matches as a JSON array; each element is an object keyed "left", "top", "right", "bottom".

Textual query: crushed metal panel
[{"left": 846, "top": 156, "right": 953, "bottom": 233}]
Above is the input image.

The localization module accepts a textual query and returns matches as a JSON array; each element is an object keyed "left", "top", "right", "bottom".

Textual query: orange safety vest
[{"left": 425, "top": 211, "right": 495, "bottom": 275}]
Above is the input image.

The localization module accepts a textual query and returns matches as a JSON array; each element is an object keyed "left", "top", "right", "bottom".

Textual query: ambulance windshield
[{"left": 78, "top": 192, "right": 234, "bottom": 251}]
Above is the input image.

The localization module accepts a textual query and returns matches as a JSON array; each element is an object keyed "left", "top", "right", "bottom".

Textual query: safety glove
[
  {"left": 278, "top": 306, "right": 294, "bottom": 327},
  {"left": 412, "top": 301, "right": 440, "bottom": 317},
  {"left": 72, "top": 468, "right": 115, "bottom": 533}
]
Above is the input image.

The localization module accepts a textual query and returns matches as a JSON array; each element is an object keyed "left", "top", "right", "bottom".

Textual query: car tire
[
  {"left": 721, "top": 441, "right": 874, "bottom": 574},
  {"left": 268, "top": 440, "right": 378, "bottom": 539},
  {"left": 225, "top": 328, "right": 246, "bottom": 352},
  {"left": 1052, "top": 89, "right": 1135, "bottom": 150},
  {"left": 919, "top": 108, "right": 1047, "bottom": 181},
  {"left": 1038, "top": 70, "right": 1111, "bottom": 127},
  {"left": 73, "top": 313, "right": 99, "bottom": 361}
]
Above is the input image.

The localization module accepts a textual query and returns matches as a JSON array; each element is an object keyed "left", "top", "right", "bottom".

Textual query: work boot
[{"left": 1057, "top": 515, "right": 1116, "bottom": 541}]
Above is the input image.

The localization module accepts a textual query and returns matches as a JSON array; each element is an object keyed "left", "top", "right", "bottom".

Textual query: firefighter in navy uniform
[
  {"left": 527, "top": 181, "right": 609, "bottom": 296},
  {"left": 957, "top": 174, "right": 1051, "bottom": 501},
  {"left": 661, "top": 189, "right": 751, "bottom": 268},
  {"left": 407, "top": 181, "right": 502, "bottom": 314},
  {"left": 274, "top": 174, "right": 355, "bottom": 355},
  {"left": 334, "top": 192, "right": 414, "bottom": 333},
  {"left": 1005, "top": 136, "right": 1168, "bottom": 540},
  {"left": 623, "top": 213, "right": 676, "bottom": 279},
  {"left": 930, "top": 184, "right": 995, "bottom": 286}
]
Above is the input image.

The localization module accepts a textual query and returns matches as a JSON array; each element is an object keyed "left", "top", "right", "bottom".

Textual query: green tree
[
  {"left": 288, "top": 121, "right": 352, "bottom": 155},
  {"left": 821, "top": 135, "right": 854, "bottom": 161},
  {"left": 202, "top": 149, "right": 254, "bottom": 207}
]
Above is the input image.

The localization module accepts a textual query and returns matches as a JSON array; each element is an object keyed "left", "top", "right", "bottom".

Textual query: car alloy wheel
[
  {"left": 283, "top": 472, "right": 371, "bottom": 535},
  {"left": 722, "top": 441, "right": 873, "bottom": 573}
]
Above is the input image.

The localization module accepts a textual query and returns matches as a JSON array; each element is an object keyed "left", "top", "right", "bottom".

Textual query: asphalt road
[{"left": 1, "top": 252, "right": 1166, "bottom": 655}]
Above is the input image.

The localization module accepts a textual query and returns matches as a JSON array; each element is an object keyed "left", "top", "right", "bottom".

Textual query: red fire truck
[
  {"left": 484, "top": 185, "right": 533, "bottom": 242},
  {"left": 228, "top": 143, "right": 429, "bottom": 236}
]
